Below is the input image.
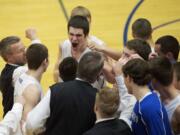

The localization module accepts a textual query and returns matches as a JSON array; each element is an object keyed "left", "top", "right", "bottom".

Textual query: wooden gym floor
[{"left": 0, "top": 0, "right": 180, "bottom": 118}]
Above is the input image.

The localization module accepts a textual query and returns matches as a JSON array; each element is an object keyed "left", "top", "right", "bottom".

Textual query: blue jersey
[{"left": 131, "top": 92, "right": 172, "bottom": 135}]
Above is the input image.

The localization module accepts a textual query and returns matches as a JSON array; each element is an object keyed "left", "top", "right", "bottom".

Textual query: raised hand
[{"left": 25, "top": 28, "right": 38, "bottom": 41}]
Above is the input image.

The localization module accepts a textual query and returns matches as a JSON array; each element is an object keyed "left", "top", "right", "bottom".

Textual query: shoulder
[
  {"left": 141, "top": 93, "right": 160, "bottom": 108},
  {"left": 117, "top": 119, "right": 131, "bottom": 127},
  {"left": 59, "top": 39, "right": 71, "bottom": 58},
  {"left": 13, "top": 66, "right": 28, "bottom": 85},
  {"left": 89, "top": 35, "right": 105, "bottom": 46},
  {"left": 140, "top": 94, "right": 162, "bottom": 116},
  {"left": 83, "top": 126, "right": 98, "bottom": 135},
  {"left": 171, "top": 105, "right": 180, "bottom": 134},
  {"left": 1, "top": 64, "right": 17, "bottom": 76},
  {"left": 49, "top": 81, "right": 72, "bottom": 94},
  {"left": 14, "top": 73, "right": 33, "bottom": 91},
  {"left": 60, "top": 39, "right": 71, "bottom": 48},
  {"left": 51, "top": 81, "right": 97, "bottom": 97},
  {"left": 174, "top": 105, "right": 180, "bottom": 120},
  {"left": 23, "top": 84, "right": 40, "bottom": 95},
  {"left": 15, "top": 73, "right": 37, "bottom": 87},
  {"left": 50, "top": 82, "right": 63, "bottom": 91},
  {"left": 22, "top": 84, "right": 41, "bottom": 102},
  {"left": 13, "top": 66, "right": 27, "bottom": 75}
]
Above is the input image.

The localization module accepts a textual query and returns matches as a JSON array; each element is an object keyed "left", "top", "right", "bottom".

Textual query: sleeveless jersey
[
  {"left": 13, "top": 73, "right": 43, "bottom": 135},
  {"left": 165, "top": 95, "right": 180, "bottom": 121},
  {"left": 60, "top": 35, "right": 106, "bottom": 90}
]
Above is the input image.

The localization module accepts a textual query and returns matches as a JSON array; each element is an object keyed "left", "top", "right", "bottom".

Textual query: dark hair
[
  {"left": 59, "top": 57, "right": 78, "bottom": 82},
  {"left": 96, "top": 87, "right": 119, "bottom": 118},
  {"left": 173, "top": 62, "right": 180, "bottom": 81},
  {"left": 126, "top": 39, "right": 152, "bottom": 61},
  {"left": 155, "top": 35, "right": 179, "bottom": 60},
  {"left": 149, "top": 56, "right": 173, "bottom": 86},
  {"left": 0, "top": 36, "right": 20, "bottom": 61},
  {"left": 26, "top": 43, "right": 48, "bottom": 70},
  {"left": 68, "top": 15, "right": 89, "bottom": 36},
  {"left": 132, "top": 18, "right": 152, "bottom": 40},
  {"left": 77, "top": 51, "right": 104, "bottom": 83},
  {"left": 122, "top": 58, "right": 151, "bottom": 86}
]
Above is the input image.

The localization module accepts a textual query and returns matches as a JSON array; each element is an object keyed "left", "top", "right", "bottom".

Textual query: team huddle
[{"left": 0, "top": 6, "right": 180, "bottom": 135}]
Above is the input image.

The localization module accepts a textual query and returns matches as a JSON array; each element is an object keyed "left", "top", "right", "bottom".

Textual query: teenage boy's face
[
  {"left": 68, "top": 27, "right": 87, "bottom": 48},
  {"left": 122, "top": 47, "right": 136, "bottom": 59}
]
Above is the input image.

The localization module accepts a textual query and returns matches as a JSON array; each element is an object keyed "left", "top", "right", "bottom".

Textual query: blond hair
[
  {"left": 96, "top": 87, "right": 119, "bottom": 118},
  {"left": 70, "top": 6, "right": 91, "bottom": 22}
]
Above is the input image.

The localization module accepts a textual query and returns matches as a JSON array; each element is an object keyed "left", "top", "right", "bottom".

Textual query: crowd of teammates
[{"left": 0, "top": 5, "right": 180, "bottom": 135}]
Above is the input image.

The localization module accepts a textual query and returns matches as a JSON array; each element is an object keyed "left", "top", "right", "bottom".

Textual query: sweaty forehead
[{"left": 69, "top": 27, "right": 84, "bottom": 35}]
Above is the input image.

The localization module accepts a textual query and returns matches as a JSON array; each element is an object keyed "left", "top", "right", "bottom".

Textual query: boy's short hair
[
  {"left": 59, "top": 57, "right": 78, "bottom": 82},
  {"left": 96, "top": 87, "right": 119, "bottom": 118},
  {"left": 132, "top": 18, "right": 152, "bottom": 40},
  {"left": 70, "top": 6, "right": 91, "bottom": 22}
]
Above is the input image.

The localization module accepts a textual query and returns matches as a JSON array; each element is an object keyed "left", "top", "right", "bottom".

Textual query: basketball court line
[
  {"left": 58, "top": 0, "right": 69, "bottom": 22},
  {"left": 123, "top": 0, "right": 180, "bottom": 47},
  {"left": 123, "top": 0, "right": 144, "bottom": 45},
  {"left": 153, "top": 18, "right": 180, "bottom": 31}
]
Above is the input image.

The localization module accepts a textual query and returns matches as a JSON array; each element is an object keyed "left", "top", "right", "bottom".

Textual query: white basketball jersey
[
  {"left": 60, "top": 35, "right": 106, "bottom": 90},
  {"left": 165, "top": 95, "right": 180, "bottom": 121},
  {"left": 14, "top": 73, "right": 43, "bottom": 99},
  {"left": 60, "top": 35, "right": 104, "bottom": 61},
  {"left": 13, "top": 73, "right": 43, "bottom": 135}
]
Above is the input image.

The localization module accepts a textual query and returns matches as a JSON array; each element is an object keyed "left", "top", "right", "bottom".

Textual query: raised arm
[
  {"left": 25, "top": 28, "right": 41, "bottom": 44},
  {"left": 88, "top": 42, "right": 122, "bottom": 61},
  {"left": 102, "top": 60, "right": 116, "bottom": 83},
  {"left": 113, "top": 57, "right": 136, "bottom": 128}
]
